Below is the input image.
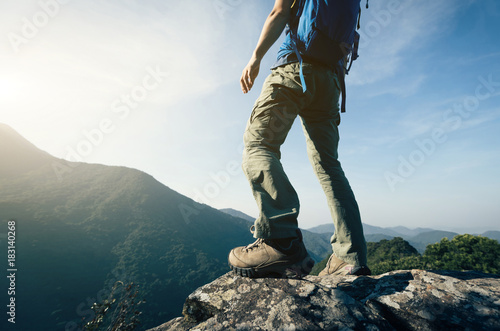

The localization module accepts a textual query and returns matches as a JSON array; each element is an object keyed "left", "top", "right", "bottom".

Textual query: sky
[{"left": 1, "top": 0, "right": 499, "bottom": 233}]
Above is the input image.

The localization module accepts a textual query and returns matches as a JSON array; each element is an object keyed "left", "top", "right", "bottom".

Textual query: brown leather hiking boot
[
  {"left": 318, "top": 254, "right": 371, "bottom": 276},
  {"left": 228, "top": 232, "right": 314, "bottom": 278}
]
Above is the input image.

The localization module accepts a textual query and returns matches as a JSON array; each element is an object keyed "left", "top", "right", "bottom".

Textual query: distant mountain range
[
  {"left": 221, "top": 209, "right": 500, "bottom": 254},
  {"left": 307, "top": 222, "right": 500, "bottom": 253}
]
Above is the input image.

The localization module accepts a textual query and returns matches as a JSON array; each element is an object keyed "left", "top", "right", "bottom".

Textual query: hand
[{"left": 240, "top": 56, "right": 261, "bottom": 94}]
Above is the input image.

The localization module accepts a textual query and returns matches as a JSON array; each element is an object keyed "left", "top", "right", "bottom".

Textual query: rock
[{"left": 148, "top": 270, "right": 500, "bottom": 331}]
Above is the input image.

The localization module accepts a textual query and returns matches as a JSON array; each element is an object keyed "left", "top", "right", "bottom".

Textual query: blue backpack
[{"left": 282, "top": 0, "right": 367, "bottom": 112}]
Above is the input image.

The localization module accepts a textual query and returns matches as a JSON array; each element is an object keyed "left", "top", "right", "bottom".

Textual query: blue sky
[{"left": 1, "top": 0, "right": 499, "bottom": 232}]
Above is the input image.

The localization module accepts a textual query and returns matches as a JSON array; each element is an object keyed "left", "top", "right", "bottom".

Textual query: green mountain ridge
[
  {"left": 0, "top": 124, "right": 339, "bottom": 330},
  {"left": 1, "top": 124, "right": 257, "bottom": 330}
]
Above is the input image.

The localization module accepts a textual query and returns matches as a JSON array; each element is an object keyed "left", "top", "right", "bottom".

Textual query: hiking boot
[
  {"left": 318, "top": 254, "right": 371, "bottom": 276},
  {"left": 228, "top": 231, "right": 315, "bottom": 279}
]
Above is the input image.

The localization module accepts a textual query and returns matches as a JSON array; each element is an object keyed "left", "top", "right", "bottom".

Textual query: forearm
[
  {"left": 240, "top": 0, "right": 292, "bottom": 93},
  {"left": 252, "top": 6, "right": 290, "bottom": 61}
]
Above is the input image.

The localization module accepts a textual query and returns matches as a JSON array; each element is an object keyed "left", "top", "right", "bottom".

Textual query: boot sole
[{"left": 229, "top": 255, "right": 315, "bottom": 279}]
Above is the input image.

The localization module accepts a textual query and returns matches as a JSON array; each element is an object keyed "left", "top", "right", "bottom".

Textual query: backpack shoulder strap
[{"left": 289, "top": 0, "right": 307, "bottom": 92}]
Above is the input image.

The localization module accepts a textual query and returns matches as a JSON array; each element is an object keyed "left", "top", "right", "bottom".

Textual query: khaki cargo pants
[{"left": 242, "top": 62, "right": 367, "bottom": 266}]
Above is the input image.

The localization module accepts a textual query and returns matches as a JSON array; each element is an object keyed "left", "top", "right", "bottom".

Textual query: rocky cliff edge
[{"left": 148, "top": 269, "right": 500, "bottom": 330}]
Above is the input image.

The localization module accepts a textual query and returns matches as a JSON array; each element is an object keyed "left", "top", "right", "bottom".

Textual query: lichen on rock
[{"left": 148, "top": 270, "right": 500, "bottom": 331}]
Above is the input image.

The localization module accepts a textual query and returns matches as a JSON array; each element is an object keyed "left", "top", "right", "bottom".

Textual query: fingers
[
  {"left": 240, "top": 69, "right": 253, "bottom": 94},
  {"left": 240, "top": 73, "right": 247, "bottom": 93},
  {"left": 240, "top": 58, "right": 260, "bottom": 94}
]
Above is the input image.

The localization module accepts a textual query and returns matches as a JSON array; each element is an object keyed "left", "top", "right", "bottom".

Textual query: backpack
[{"left": 287, "top": 0, "right": 368, "bottom": 112}]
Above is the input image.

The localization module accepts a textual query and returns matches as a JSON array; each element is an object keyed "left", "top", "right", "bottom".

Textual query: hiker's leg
[
  {"left": 299, "top": 69, "right": 367, "bottom": 266},
  {"left": 243, "top": 65, "right": 303, "bottom": 239}
]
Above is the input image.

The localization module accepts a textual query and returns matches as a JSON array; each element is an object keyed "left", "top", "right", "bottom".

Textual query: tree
[
  {"left": 84, "top": 282, "right": 144, "bottom": 331},
  {"left": 367, "top": 237, "right": 420, "bottom": 266},
  {"left": 367, "top": 237, "right": 422, "bottom": 275},
  {"left": 310, "top": 237, "right": 421, "bottom": 276},
  {"left": 310, "top": 235, "right": 500, "bottom": 276},
  {"left": 423, "top": 234, "right": 500, "bottom": 274},
  {"left": 370, "top": 255, "right": 425, "bottom": 275}
]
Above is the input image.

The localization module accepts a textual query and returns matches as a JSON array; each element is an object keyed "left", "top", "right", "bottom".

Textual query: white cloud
[
  {"left": 365, "top": 74, "right": 426, "bottom": 98},
  {"left": 351, "top": 0, "right": 457, "bottom": 85}
]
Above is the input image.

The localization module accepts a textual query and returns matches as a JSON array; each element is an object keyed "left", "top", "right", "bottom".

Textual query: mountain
[
  {"left": 482, "top": 231, "right": 500, "bottom": 242},
  {"left": 386, "top": 225, "right": 435, "bottom": 237},
  {"left": 363, "top": 223, "right": 405, "bottom": 237},
  {"left": 406, "top": 230, "right": 460, "bottom": 252},
  {"left": 306, "top": 224, "right": 406, "bottom": 249},
  {"left": 308, "top": 221, "right": 498, "bottom": 253},
  {"left": 365, "top": 233, "right": 394, "bottom": 243},
  {"left": 306, "top": 223, "right": 335, "bottom": 234},
  {"left": 307, "top": 223, "right": 405, "bottom": 237},
  {"left": 300, "top": 230, "right": 332, "bottom": 262},
  {"left": 0, "top": 124, "right": 256, "bottom": 331},
  {"left": 0, "top": 123, "right": 52, "bottom": 176},
  {"left": 219, "top": 208, "right": 255, "bottom": 223}
]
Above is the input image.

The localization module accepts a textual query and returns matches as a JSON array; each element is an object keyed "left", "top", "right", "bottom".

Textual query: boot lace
[
  {"left": 245, "top": 238, "right": 264, "bottom": 251},
  {"left": 244, "top": 225, "right": 264, "bottom": 251}
]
